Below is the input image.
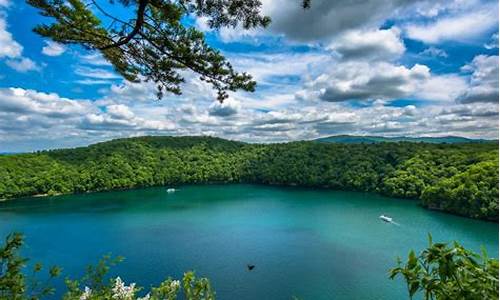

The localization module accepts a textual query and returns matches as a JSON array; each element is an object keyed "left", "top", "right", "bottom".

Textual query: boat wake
[
  {"left": 166, "top": 188, "right": 178, "bottom": 193},
  {"left": 379, "top": 214, "right": 400, "bottom": 226}
]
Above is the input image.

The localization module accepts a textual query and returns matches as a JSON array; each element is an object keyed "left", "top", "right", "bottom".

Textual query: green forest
[{"left": 0, "top": 136, "right": 498, "bottom": 221}]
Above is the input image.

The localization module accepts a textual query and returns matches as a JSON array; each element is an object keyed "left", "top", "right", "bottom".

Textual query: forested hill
[
  {"left": 0, "top": 136, "right": 498, "bottom": 221},
  {"left": 315, "top": 135, "right": 494, "bottom": 144}
]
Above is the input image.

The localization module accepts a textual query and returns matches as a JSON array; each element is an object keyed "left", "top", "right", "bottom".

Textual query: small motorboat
[
  {"left": 166, "top": 188, "right": 176, "bottom": 193},
  {"left": 379, "top": 215, "right": 393, "bottom": 223}
]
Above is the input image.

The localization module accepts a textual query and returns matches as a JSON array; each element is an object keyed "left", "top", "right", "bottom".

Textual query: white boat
[
  {"left": 166, "top": 188, "right": 176, "bottom": 193},
  {"left": 379, "top": 215, "right": 393, "bottom": 223}
]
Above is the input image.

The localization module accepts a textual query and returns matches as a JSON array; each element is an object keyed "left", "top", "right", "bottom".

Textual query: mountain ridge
[{"left": 314, "top": 135, "right": 496, "bottom": 144}]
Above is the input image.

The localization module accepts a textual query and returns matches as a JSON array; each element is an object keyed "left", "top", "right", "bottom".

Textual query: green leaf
[
  {"left": 409, "top": 281, "right": 420, "bottom": 297},
  {"left": 408, "top": 250, "right": 417, "bottom": 269}
]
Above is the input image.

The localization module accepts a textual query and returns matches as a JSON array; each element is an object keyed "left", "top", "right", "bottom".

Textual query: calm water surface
[{"left": 0, "top": 185, "right": 497, "bottom": 299}]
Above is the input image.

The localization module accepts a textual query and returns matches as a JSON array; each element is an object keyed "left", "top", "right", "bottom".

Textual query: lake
[{"left": 0, "top": 184, "right": 497, "bottom": 299}]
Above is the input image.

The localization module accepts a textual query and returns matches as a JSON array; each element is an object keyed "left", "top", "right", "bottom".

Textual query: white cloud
[
  {"left": 6, "top": 57, "right": 41, "bottom": 72},
  {"left": 107, "top": 104, "right": 135, "bottom": 120},
  {"left": 74, "top": 66, "right": 120, "bottom": 80},
  {"left": 218, "top": 26, "right": 263, "bottom": 44},
  {"left": 75, "top": 79, "right": 113, "bottom": 85},
  {"left": 208, "top": 98, "right": 241, "bottom": 117},
  {"left": 201, "top": 0, "right": 437, "bottom": 44},
  {"left": 419, "top": 46, "right": 448, "bottom": 58},
  {"left": 231, "top": 102, "right": 497, "bottom": 142},
  {"left": 42, "top": 41, "right": 66, "bottom": 56},
  {"left": 0, "top": 87, "right": 94, "bottom": 117},
  {"left": 229, "top": 51, "right": 328, "bottom": 83},
  {"left": 194, "top": 16, "right": 211, "bottom": 32},
  {"left": 0, "top": 82, "right": 497, "bottom": 152},
  {"left": 484, "top": 33, "right": 498, "bottom": 49},
  {"left": 0, "top": 16, "right": 21, "bottom": 58},
  {"left": 416, "top": 74, "right": 468, "bottom": 102},
  {"left": 81, "top": 100, "right": 175, "bottom": 131},
  {"left": 261, "top": 0, "right": 414, "bottom": 42},
  {"left": 79, "top": 52, "right": 112, "bottom": 66},
  {"left": 399, "top": 0, "right": 481, "bottom": 19},
  {"left": 0, "top": 11, "right": 40, "bottom": 73},
  {"left": 0, "top": 86, "right": 178, "bottom": 151},
  {"left": 328, "top": 28, "right": 405, "bottom": 61},
  {"left": 194, "top": 15, "right": 265, "bottom": 44},
  {"left": 297, "top": 60, "right": 470, "bottom": 103},
  {"left": 405, "top": 4, "right": 498, "bottom": 44},
  {"left": 458, "top": 55, "right": 499, "bottom": 103},
  {"left": 302, "top": 62, "right": 426, "bottom": 102},
  {"left": 98, "top": 80, "right": 157, "bottom": 104}
]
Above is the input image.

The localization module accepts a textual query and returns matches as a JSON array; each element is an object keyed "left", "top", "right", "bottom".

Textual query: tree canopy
[{"left": 27, "top": 0, "right": 274, "bottom": 101}]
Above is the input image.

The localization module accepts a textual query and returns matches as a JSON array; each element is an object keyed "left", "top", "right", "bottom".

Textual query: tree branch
[{"left": 99, "top": 0, "right": 149, "bottom": 50}]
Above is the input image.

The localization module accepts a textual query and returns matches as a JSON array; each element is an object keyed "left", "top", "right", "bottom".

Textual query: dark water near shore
[{"left": 0, "top": 184, "right": 497, "bottom": 299}]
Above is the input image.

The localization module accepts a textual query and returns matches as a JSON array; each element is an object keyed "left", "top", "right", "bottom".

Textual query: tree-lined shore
[{"left": 0, "top": 136, "right": 498, "bottom": 221}]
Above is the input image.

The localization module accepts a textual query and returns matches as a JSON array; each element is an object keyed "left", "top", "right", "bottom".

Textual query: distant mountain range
[{"left": 315, "top": 135, "right": 497, "bottom": 144}]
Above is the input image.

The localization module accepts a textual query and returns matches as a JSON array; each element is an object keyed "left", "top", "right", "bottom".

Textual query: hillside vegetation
[{"left": 0, "top": 136, "right": 498, "bottom": 221}]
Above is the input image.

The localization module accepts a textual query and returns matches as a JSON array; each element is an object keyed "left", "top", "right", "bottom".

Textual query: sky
[{"left": 0, "top": 0, "right": 498, "bottom": 152}]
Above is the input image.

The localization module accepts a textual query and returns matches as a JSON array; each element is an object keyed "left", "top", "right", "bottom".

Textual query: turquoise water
[{"left": 0, "top": 184, "right": 497, "bottom": 299}]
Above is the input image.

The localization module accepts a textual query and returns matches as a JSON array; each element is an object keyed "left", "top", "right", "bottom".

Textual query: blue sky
[{"left": 0, "top": 0, "right": 498, "bottom": 151}]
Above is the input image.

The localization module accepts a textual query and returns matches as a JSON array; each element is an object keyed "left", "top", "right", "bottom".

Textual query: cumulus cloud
[
  {"left": 0, "top": 11, "right": 40, "bottom": 72},
  {"left": 208, "top": 98, "right": 241, "bottom": 117},
  {"left": 405, "top": 3, "right": 498, "bottom": 44},
  {"left": 0, "top": 83, "right": 497, "bottom": 152},
  {"left": 484, "top": 33, "right": 498, "bottom": 49},
  {"left": 6, "top": 57, "right": 41, "bottom": 72},
  {"left": 457, "top": 55, "right": 499, "bottom": 103},
  {"left": 0, "top": 86, "right": 179, "bottom": 151},
  {"left": 96, "top": 80, "right": 159, "bottom": 105},
  {"left": 81, "top": 112, "right": 174, "bottom": 132},
  {"left": 42, "top": 41, "right": 66, "bottom": 56},
  {"left": 328, "top": 28, "right": 405, "bottom": 61},
  {"left": 305, "top": 62, "right": 429, "bottom": 102},
  {"left": 194, "top": 0, "right": 497, "bottom": 52},
  {"left": 195, "top": 0, "right": 494, "bottom": 48},
  {"left": 420, "top": 47, "right": 448, "bottom": 58},
  {"left": 0, "top": 16, "right": 21, "bottom": 58},
  {"left": 262, "top": 0, "right": 414, "bottom": 42},
  {"left": 415, "top": 74, "right": 468, "bottom": 102},
  {"left": 228, "top": 102, "right": 496, "bottom": 142},
  {"left": 298, "top": 60, "right": 471, "bottom": 103},
  {"left": 107, "top": 104, "right": 135, "bottom": 120},
  {"left": 94, "top": 68, "right": 221, "bottom": 107},
  {"left": 0, "top": 87, "right": 94, "bottom": 121},
  {"left": 226, "top": 51, "right": 331, "bottom": 110},
  {"left": 202, "top": 0, "right": 460, "bottom": 44}
]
